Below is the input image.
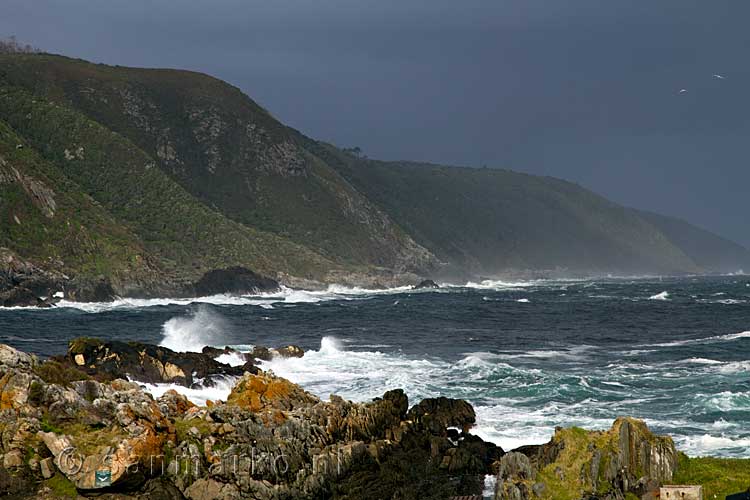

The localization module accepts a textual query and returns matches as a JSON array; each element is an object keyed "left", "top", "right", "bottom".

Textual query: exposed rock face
[
  {"left": 0, "top": 341, "right": 685, "bottom": 500},
  {"left": 65, "top": 338, "right": 257, "bottom": 386},
  {"left": 0, "top": 341, "right": 505, "bottom": 499},
  {"left": 406, "top": 396, "right": 477, "bottom": 434},
  {"left": 0, "top": 344, "right": 37, "bottom": 371},
  {"left": 192, "top": 267, "right": 280, "bottom": 296},
  {"left": 65, "top": 276, "right": 117, "bottom": 302},
  {"left": 0, "top": 248, "right": 62, "bottom": 307},
  {"left": 495, "top": 417, "right": 678, "bottom": 500},
  {"left": 226, "top": 371, "right": 318, "bottom": 412},
  {"left": 0, "top": 248, "right": 121, "bottom": 305}
]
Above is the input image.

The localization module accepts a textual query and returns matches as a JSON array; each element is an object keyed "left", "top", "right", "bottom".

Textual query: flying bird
[
  {"left": 713, "top": 74, "right": 726, "bottom": 80},
  {"left": 679, "top": 89, "right": 688, "bottom": 94}
]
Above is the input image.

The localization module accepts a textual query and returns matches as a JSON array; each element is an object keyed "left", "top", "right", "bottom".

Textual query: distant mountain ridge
[{"left": 0, "top": 53, "right": 747, "bottom": 299}]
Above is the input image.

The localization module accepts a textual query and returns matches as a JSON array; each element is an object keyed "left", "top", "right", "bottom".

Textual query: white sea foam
[
  {"left": 215, "top": 351, "right": 248, "bottom": 367},
  {"left": 648, "top": 291, "right": 670, "bottom": 301},
  {"left": 138, "top": 376, "right": 237, "bottom": 406},
  {"left": 682, "top": 357, "right": 723, "bottom": 365},
  {"left": 716, "top": 361, "right": 750, "bottom": 374},
  {"left": 701, "top": 391, "right": 750, "bottom": 411},
  {"left": 469, "top": 345, "right": 593, "bottom": 362},
  {"left": 675, "top": 434, "right": 750, "bottom": 457},
  {"left": 643, "top": 330, "right": 750, "bottom": 348},
  {"left": 51, "top": 284, "right": 417, "bottom": 313},
  {"left": 482, "top": 475, "right": 497, "bottom": 499},
  {"left": 159, "top": 305, "right": 228, "bottom": 352},
  {"left": 459, "top": 279, "right": 539, "bottom": 290}
]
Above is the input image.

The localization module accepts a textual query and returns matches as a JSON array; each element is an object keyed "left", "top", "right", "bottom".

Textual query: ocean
[{"left": 1, "top": 275, "right": 749, "bottom": 458}]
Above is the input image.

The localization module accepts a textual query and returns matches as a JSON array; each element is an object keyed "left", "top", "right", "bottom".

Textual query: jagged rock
[
  {"left": 157, "top": 389, "right": 196, "bottom": 418},
  {"left": 514, "top": 433, "right": 565, "bottom": 471},
  {"left": 2, "top": 449, "right": 23, "bottom": 468},
  {"left": 66, "top": 277, "right": 116, "bottom": 302},
  {"left": 0, "top": 342, "right": 556, "bottom": 500},
  {"left": 495, "top": 418, "right": 677, "bottom": 500},
  {"left": 0, "top": 286, "right": 53, "bottom": 307},
  {"left": 193, "top": 267, "right": 280, "bottom": 296},
  {"left": 0, "top": 249, "right": 66, "bottom": 306},
  {"left": 414, "top": 279, "right": 440, "bottom": 289},
  {"left": 39, "top": 457, "right": 54, "bottom": 479},
  {"left": 0, "top": 370, "right": 38, "bottom": 412},
  {"left": 0, "top": 343, "right": 37, "bottom": 371},
  {"left": 247, "top": 345, "right": 272, "bottom": 361},
  {"left": 494, "top": 452, "right": 534, "bottom": 499},
  {"left": 406, "top": 396, "right": 476, "bottom": 435},
  {"left": 227, "top": 372, "right": 318, "bottom": 412},
  {"left": 203, "top": 344, "right": 303, "bottom": 363},
  {"left": 326, "top": 389, "right": 408, "bottom": 442},
  {"left": 66, "top": 338, "right": 255, "bottom": 386},
  {"left": 271, "top": 345, "right": 304, "bottom": 358},
  {"left": 184, "top": 478, "right": 241, "bottom": 500},
  {"left": 36, "top": 378, "right": 173, "bottom": 492}
]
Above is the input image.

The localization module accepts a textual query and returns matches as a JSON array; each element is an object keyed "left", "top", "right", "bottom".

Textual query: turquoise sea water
[{"left": 1, "top": 276, "right": 748, "bottom": 457}]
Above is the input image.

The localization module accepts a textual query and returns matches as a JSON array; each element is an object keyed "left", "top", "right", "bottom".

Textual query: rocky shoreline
[
  {"left": 0, "top": 247, "right": 443, "bottom": 308},
  {"left": 0, "top": 339, "right": 717, "bottom": 499}
]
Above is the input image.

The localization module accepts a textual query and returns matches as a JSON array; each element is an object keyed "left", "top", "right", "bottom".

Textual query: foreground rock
[
  {"left": 0, "top": 341, "right": 504, "bottom": 499},
  {"left": 496, "top": 417, "right": 678, "bottom": 499},
  {"left": 0, "top": 340, "right": 697, "bottom": 500}
]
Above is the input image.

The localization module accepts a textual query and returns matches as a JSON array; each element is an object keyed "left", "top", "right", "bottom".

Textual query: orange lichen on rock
[
  {"left": 0, "top": 373, "right": 15, "bottom": 410},
  {"left": 227, "top": 372, "right": 318, "bottom": 413}
]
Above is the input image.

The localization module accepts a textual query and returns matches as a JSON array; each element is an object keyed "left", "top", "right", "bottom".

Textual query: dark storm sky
[{"left": 3, "top": 1, "right": 749, "bottom": 246}]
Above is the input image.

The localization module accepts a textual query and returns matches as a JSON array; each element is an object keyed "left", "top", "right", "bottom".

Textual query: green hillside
[
  {"left": 0, "top": 118, "right": 152, "bottom": 284},
  {"left": 0, "top": 54, "right": 434, "bottom": 273},
  {"left": 0, "top": 77, "right": 336, "bottom": 295},
  {"left": 1, "top": 52, "right": 748, "bottom": 299},
  {"left": 309, "top": 142, "right": 701, "bottom": 276}
]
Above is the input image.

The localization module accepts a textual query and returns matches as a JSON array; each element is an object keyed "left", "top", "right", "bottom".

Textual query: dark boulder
[
  {"left": 0, "top": 248, "right": 62, "bottom": 307},
  {"left": 66, "top": 338, "right": 258, "bottom": 387},
  {"left": 406, "top": 396, "right": 476, "bottom": 435},
  {"left": 247, "top": 345, "right": 272, "bottom": 361},
  {"left": 414, "top": 279, "right": 440, "bottom": 289},
  {"left": 193, "top": 267, "right": 280, "bottom": 296},
  {"left": 65, "top": 277, "right": 116, "bottom": 302},
  {"left": 272, "top": 344, "right": 305, "bottom": 358},
  {"left": 245, "top": 344, "right": 305, "bottom": 362},
  {"left": 0, "top": 286, "right": 52, "bottom": 307}
]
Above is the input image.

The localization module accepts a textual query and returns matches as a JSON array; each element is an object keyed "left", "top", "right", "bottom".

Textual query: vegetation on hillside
[
  {"left": 0, "top": 54, "right": 434, "bottom": 272},
  {"left": 0, "top": 78, "right": 334, "bottom": 291},
  {"left": 309, "top": 141, "right": 701, "bottom": 276},
  {"left": 0, "top": 52, "right": 748, "bottom": 294}
]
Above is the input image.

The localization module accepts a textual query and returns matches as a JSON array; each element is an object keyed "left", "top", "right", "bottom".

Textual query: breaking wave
[
  {"left": 255, "top": 335, "right": 750, "bottom": 457},
  {"left": 159, "top": 305, "right": 228, "bottom": 352},
  {"left": 139, "top": 376, "right": 237, "bottom": 406},
  {"left": 643, "top": 330, "right": 750, "bottom": 348},
  {"left": 51, "top": 284, "right": 419, "bottom": 313}
]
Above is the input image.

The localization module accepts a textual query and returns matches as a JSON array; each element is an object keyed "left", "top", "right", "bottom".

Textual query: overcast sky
[{"left": 3, "top": 1, "right": 749, "bottom": 246}]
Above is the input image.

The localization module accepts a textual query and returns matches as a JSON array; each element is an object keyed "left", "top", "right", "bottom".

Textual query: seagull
[
  {"left": 713, "top": 74, "right": 726, "bottom": 80},
  {"left": 679, "top": 89, "right": 688, "bottom": 94}
]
